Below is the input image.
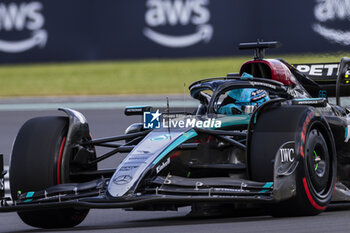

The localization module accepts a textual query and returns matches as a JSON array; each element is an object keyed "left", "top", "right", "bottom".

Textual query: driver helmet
[
  {"left": 227, "top": 88, "right": 270, "bottom": 107},
  {"left": 218, "top": 72, "right": 270, "bottom": 115},
  {"left": 228, "top": 72, "right": 270, "bottom": 107}
]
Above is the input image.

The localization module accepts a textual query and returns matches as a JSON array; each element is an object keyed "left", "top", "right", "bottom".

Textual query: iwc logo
[
  {"left": 278, "top": 142, "right": 295, "bottom": 163},
  {"left": 0, "top": 1, "right": 47, "bottom": 53},
  {"left": 313, "top": 0, "right": 350, "bottom": 45},
  {"left": 144, "top": 0, "right": 213, "bottom": 48}
]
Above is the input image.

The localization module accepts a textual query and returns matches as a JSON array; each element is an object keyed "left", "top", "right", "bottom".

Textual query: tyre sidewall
[
  {"left": 10, "top": 116, "right": 89, "bottom": 228},
  {"left": 295, "top": 111, "right": 336, "bottom": 211}
]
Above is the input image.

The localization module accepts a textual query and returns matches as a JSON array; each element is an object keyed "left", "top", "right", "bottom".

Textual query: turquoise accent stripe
[
  {"left": 258, "top": 189, "right": 269, "bottom": 193},
  {"left": 125, "top": 105, "right": 149, "bottom": 109},
  {"left": 210, "top": 115, "right": 251, "bottom": 129},
  {"left": 23, "top": 199, "right": 33, "bottom": 203},
  {"left": 294, "top": 98, "right": 324, "bottom": 101},
  {"left": 263, "top": 182, "right": 273, "bottom": 188},
  {"left": 253, "top": 114, "right": 257, "bottom": 124},
  {"left": 345, "top": 127, "right": 348, "bottom": 140},
  {"left": 26, "top": 192, "right": 34, "bottom": 198},
  {"left": 152, "top": 129, "right": 198, "bottom": 165}
]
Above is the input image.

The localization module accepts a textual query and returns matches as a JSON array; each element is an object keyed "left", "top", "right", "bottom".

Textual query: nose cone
[{"left": 107, "top": 130, "right": 186, "bottom": 197}]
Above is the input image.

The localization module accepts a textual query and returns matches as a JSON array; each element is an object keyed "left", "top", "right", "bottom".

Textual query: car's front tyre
[{"left": 10, "top": 116, "right": 89, "bottom": 228}]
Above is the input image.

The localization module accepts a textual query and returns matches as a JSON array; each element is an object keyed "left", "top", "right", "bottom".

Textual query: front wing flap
[{"left": 0, "top": 175, "right": 277, "bottom": 212}]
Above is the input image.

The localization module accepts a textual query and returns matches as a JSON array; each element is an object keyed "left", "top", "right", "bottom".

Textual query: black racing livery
[{"left": 2, "top": 41, "right": 350, "bottom": 229}]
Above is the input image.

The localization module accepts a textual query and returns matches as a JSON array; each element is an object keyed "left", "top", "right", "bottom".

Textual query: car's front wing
[{"left": 0, "top": 175, "right": 281, "bottom": 213}]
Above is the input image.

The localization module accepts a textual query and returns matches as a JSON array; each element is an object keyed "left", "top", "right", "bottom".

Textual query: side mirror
[
  {"left": 124, "top": 106, "right": 152, "bottom": 116},
  {"left": 336, "top": 57, "right": 350, "bottom": 106}
]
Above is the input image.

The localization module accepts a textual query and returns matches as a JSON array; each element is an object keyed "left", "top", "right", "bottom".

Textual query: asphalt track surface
[{"left": 1, "top": 96, "right": 350, "bottom": 232}]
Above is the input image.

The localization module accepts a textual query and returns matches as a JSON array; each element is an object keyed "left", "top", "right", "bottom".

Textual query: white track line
[{"left": 0, "top": 100, "right": 198, "bottom": 111}]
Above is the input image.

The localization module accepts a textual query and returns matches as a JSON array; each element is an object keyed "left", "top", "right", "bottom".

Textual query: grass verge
[{"left": 0, "top": 53, "right": 349, "bottom": 97}]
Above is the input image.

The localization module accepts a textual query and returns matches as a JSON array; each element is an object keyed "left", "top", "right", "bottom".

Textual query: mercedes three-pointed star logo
[{"left": 113, "top": 175, "right": 132, "bottom": 185}]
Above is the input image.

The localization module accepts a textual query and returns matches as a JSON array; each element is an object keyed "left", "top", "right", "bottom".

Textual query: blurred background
[
  {"left": 1, "top": 0, "right": 350, "bottom": 62},
  {"left": 0, "top": 0, "right": 350, "bottom": 96}
]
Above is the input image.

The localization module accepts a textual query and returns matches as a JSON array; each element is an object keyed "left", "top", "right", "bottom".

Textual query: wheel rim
[
  {"left": 313, "top": 146, "right": 326, "bottom": 178},
  {"left": 305, "top": 129, "right": 331, "bottom": 198}
]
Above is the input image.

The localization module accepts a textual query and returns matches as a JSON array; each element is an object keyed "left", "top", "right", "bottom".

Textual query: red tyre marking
[
  {"left": 301, "top": 132, "right": 305, "bottom": 144},
  {"left": 302, "top": 177, "right": 326, "bottom": 210},
  {"left": 300, "top": 145, "right": 304, "bottom": 158},
  {"left": 57, "top": 137, "right": 66, "bottom": 184}
]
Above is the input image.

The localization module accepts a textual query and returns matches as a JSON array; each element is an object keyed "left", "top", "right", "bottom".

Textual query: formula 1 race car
[{"left": 2, "top": 41, "right": 350, "bottom": 229}]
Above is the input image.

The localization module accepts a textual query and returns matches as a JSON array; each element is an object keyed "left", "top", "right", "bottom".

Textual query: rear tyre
[
  {"left": 249, "top": 106, "right": 336, "bottom": 216},
  {"left": 10, "top": 117, "right": 89, "bottom": 228}
]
